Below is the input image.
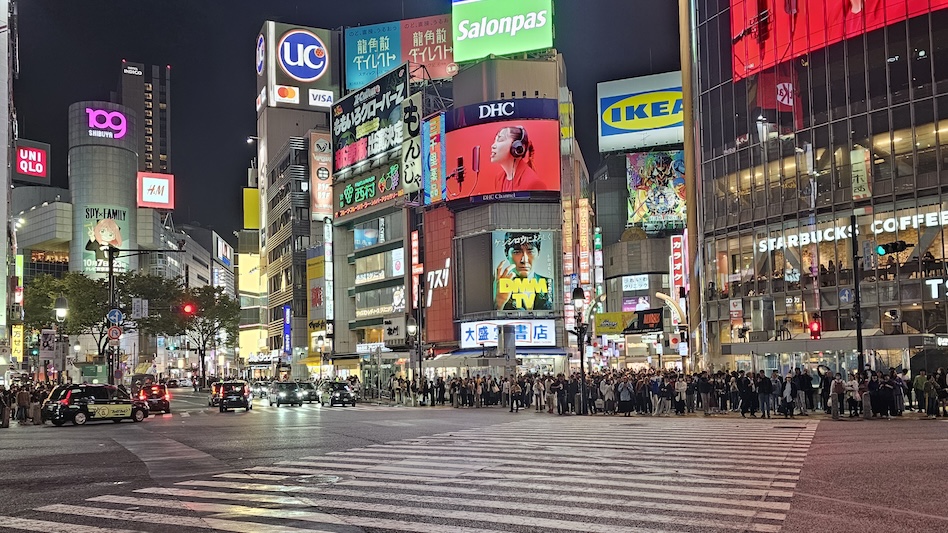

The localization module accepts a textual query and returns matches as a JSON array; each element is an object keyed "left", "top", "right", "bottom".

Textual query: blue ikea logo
[{"left": 600, "top": 87, "right": 684, "bottom": 137}]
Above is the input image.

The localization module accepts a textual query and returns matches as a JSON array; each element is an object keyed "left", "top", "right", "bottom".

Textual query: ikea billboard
[
  {"left": 452, "top": 0, "right": 553, "bottom": 63},
  {"left": 597, "top": 71, "right": 684, "bottom": 153}
]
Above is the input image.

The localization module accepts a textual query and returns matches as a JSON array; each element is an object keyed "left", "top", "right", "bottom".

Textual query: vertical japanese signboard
[
  {"left": 310, "top": 131, "right": 334, "bottom": 221},
  {"left": 421, "top": 113, "right": 446, "bottom": 205},
  {"left": 671, "top": 234, "right": 685, "bottom": 293},
  {"left": 401, "top": 92, "right": 423, "bottom": 194},
  {"left": 577, "top": 198, "right": 591, "bottom": 285}
]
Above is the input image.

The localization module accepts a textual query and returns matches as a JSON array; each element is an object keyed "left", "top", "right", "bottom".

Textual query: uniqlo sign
[
  {"left": 137, "top": 172, "right": 175, "bottom": 209},
  {"left": 670, "top": 235, "right": 685, "bottom": 292},
  {"left": 14, "top": 140, "right": 51, "bottom": 184}
]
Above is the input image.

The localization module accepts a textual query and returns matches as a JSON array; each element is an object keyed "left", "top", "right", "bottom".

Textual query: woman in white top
[
  {"left": 600, "top": 379, "right": 616, "bottom": 415},
  {"left": 533, "top": 379, "right": 545, "bottom": 412}
]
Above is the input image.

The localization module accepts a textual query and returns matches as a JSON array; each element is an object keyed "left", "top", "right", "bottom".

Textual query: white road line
[
  {"left": 215, "top": 472, "right": 291, "bottom": 481},
  {"left": 35, "top": 504, "right": 331, "bottom": 533},
  {"left": 0, "top": 516, "right": 143, "bottom": 533},
  {"left": 117, "top": 489, "right": 685, "bottom": 533},
  {"left": 154, "top": 479, "right": 787, "bottom": 523},
  {"left": 185, "top": 477, "right": 792, "bottom": 512}
]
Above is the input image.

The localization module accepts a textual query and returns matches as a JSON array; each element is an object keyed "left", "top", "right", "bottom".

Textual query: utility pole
[
  {"left": 850, "top": 214, "right": 865, "bottom": 375},
  {"left": 108, "top": 246, "right": 116, "bottom": 385}
]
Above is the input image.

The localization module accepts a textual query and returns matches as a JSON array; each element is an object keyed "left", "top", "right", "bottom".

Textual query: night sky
[{"left": 16, "top": 0, "right": 680, "bottom": 238}]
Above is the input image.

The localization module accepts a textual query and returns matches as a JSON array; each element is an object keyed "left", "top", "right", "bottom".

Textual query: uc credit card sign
[
  {"left": 597, "top": 71, "right": 684, "bottom": 153},
  {"left": 452, "top": 0, "right": 553, "bottom": 63}
]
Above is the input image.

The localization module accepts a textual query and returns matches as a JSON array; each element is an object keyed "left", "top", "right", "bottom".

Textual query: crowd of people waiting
[
  {"left": 0, "top": 381, "right": 55, "bottom": 425},
  {"left": 389, "top": 366, "right": 948, "bottom": 420}
]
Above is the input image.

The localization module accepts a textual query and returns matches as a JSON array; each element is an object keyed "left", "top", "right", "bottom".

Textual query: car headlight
[
  {"left": 333, "top": 392, "right": 341, "bottom": 397},
  {"left": 297, "top": 392, "right": 303, "bottom": 397},
  {"left": 279, "top": 392, "right": 286, "bottom": 397}
]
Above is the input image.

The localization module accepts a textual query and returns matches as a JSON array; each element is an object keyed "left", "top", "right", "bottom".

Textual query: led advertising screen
[
  {"left": 332, "top": 64, "right": 409, "bottom": 175},
  {"left": 423, "top": 205, "right": 456, "bottom": 343},
  {"left": 731, "top": 0, "right": 948, "bottom": 80},
  {"left": 452, "top": 0, "right": 553, "bottom": 63},
  {"left": 14, "top": 139, "right": 50, "bottom": 185},
  {"left": 258, "top": 22, "right": 339, "bottom": 112},
  {"left": 136, "top": 172, "right": 175, "bottom": 209},
  {"left": 491, "top": 230, "right": 555, "bottom": 311},
  {"left": 626, "top": 151, "right": 686, "bottom": 230},
  {"left": 444, "top": 119, "right": 560, "bottom": 202},
  {"left": 82, "top": 205, "right": 130, "bottom": 275},
  {"left": 344, "top": 15, "right": 457, "bottom": 91}
]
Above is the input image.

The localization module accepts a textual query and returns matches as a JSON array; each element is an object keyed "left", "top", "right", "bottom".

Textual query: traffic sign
[
  {"left": 107, "top": 326, "right": 123, "bottom": 340},
  {"left": 839, "top": 288, "right": 854, "bottom": 304},
  {"left": 107, "top": 309, "right": 124, "bottom": 324}
]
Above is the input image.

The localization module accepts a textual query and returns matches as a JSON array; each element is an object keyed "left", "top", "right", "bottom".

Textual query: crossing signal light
[
  {"left": 809, "top": 320, "right": 822, "bottom": 340},
  {"left": 179, "top": 303, "right": 197, "bottom": 316},
  {"left": 876, "top": 240, "right": 910, "bottom": 256}
]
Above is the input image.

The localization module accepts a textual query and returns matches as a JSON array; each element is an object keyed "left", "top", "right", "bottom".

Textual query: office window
[
  {"left": 145, "top": 101, "right": 153, "bottom": 109},
  {"left": 145, "top": 110, "right": 153, "bottom": 117}
]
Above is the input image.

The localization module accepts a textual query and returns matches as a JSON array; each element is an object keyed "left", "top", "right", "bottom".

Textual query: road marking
[
  {"left": 0, "top": 516, "right": 143, "bottom": 533},
  {"left": 109, "top": 430, "right": 230, "bottom": 479}
]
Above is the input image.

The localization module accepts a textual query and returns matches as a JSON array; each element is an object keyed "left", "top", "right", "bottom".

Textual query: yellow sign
[
  {"left": 12, "top": 324, "right": 24, "bottom": 361},
  {"left": 594, "top": 312, "right": 633, "bottom": 335},
  {"left": 601, "top": 89, "right": 684, "bottom": 133},
  {"left": 242, "top": 188, "right": 260, "bottom": 230}
]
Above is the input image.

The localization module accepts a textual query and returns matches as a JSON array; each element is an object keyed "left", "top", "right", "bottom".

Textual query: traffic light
[
  {"left": 181, "top": 303, "right": 197, "bottom": 315},
  {"left": 809, "top": 320, "right": 822, "bottom": 340},
  {"left": 876, "top": 240, "right": 910, "bottom": 256}
]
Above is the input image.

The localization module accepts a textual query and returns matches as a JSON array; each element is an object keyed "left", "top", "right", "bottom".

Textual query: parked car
[
  {"left": 42, "top": 384, "right": 149, "bottom": 426},
  {"left": 267, "top": 382, "right": 303, "bottom": 407},
  {"left": 318, "top": 381, "right": 356, "bottom": 407}
]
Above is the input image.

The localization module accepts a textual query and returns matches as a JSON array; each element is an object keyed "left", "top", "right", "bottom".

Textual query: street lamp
[
  {"left": 571, "top": 287, "right": 588, "bottom": 415},
  {"left": 53, "top": 294, "right": 68, "bottom": 384}
]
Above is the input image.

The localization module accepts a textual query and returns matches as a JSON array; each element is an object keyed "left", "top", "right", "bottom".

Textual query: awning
[{"left": 428, "top": 347, "right": 569, "bottom": 368}]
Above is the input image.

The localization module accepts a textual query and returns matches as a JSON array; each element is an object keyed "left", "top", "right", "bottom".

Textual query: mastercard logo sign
[{"left": 273, "top": 84, "right": 300, "bottom": 104}]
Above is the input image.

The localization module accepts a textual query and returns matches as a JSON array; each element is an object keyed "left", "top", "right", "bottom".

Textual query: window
[
  {"left": 145, "top": 101, "right": 153, "bottom": 109},
  {"left": 145, "top": 110, "right": 153, "bottom": 118}
]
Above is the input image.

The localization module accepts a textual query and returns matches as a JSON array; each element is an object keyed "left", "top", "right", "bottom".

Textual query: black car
[
  {"left": 318, "top": 381, "right": 356, "bottom": 407},
  {"left": 216, "top": 381, "right": 252, "bottom": 412},
  {"left": 297, "top": 382, "right": 317, "bottom": 403},
  {"left": 42, "top": 384, "right": 149, "bottom": 426},
  {"left": 267, "top": 382, "right": 303, "bottom": 407},
  {"left": 139, "top": 384, "right": 171, "bottom": 413}
]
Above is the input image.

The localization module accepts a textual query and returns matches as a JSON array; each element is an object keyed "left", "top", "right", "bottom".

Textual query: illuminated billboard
[
  {"left": 444, "top": 99, "right": 560, "bottom": 202},
  {"left": 309, "top": 131, "right": 333, "bottom": 221},
  {"left": 331, "top": 64, "right": 409, "bottom": 175},
  {"left": 335, "top": 163, "right": 403, "bottom": 221},
  {"left": 344, "top": 15, "right": 457, "bottom": 91},
  {"left": 626, "top": 151, "right": 686, "bottom": 230},
  {"left": 422, "top": 113, "right": 446, "bottom": 205},
  {"left": 452, "top": 0, "right": 553, "bottom": 63},
  {"left": 136, "top": 172, "right": 175, "bottom": 209},
  {"left": 491, "top": 230, "right": 555, "bottom": 311},
  {"left": 597, "top": 71, "right": 684, "bottom": 153},
  {"left": 82, "top": 205, "right": 130, "bottom": 275},
  {"left": 423, "top": 206, "right": 455, "bottom": 343},
  {"left": 731, "top": 0, "right": 948, "bottom": 80},
  {"left": 14, "top": 139, "right": 50, "bottom": 185},
  {"left": 257, "top": 21, "right": 339, "bottom": 113}
]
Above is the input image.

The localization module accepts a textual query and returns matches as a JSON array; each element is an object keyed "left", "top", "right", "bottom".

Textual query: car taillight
[
  {"left": 244, "top": 386, "right": 250, "bottom": 396},
  {"left": 164, "top": 393, "right": 170, "bottom": 401},
  {"left": 59, "top": 390, "right": 72, "bottom": 406},
  {"left": 139, "top": 392, "right": 146, "bottom": 400}
]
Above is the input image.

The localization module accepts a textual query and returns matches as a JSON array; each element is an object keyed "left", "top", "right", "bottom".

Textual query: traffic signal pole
[
  {"left": 851, "top": 214, "right": 865, "bottom": 375},
  {"left": 108, "top": 246, "right": 116, "bottom": 385}
]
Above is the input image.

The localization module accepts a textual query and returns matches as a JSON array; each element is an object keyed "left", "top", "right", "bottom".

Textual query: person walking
[
  {"left": 509, "top": 378, "right": 522, "bottom": 413},
  {"left": 533, "top": 377, "right": 545, "bottom": 412},
  {"left": 781, "top": 374, "right": 797, "bottom": 418},
  {"left": 739, "top": 371, "right": 757, "bottom": 418}
]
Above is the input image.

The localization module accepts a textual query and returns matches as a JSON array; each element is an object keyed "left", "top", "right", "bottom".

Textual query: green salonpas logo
[{"left": 452, "top": 0, "right": 553, "bottom": 63}]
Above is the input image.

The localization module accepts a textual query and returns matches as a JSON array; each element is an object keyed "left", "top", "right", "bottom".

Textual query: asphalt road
[{"left": 0, "top": 390, "right": 946, "bottom": 532}]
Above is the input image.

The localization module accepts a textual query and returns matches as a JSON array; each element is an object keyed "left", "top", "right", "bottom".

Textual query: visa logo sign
[{"left": 599, "top": 88, "right": 684, "bottom": 135}]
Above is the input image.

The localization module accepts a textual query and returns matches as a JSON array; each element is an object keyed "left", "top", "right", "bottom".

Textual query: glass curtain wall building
[{"left": 696, "top": 1, "right": 948, "bottom": 373}]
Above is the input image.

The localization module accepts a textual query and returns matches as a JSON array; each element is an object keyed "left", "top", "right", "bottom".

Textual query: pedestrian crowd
[
  {"left": 389, "top": 366, "right": 948, "bottom": 420},
  {"left": 0, "top": 381, "right": 55, "bottom": 425}
]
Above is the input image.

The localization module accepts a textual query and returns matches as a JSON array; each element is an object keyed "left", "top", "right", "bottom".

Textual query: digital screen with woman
[
  {"left": 82, "top": 205, "right": 129, "bottom": 275},
  {"left": 444, "top": 119, "right": 560, "bottom": 201}
]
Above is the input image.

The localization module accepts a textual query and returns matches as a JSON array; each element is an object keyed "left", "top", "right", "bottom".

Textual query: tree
[
  {"left": 118, "top": 272, "right": 187, "bottom": 338},
  {"left": 22, "top": 273, "right": 61, "bottom": 332},
  {"left": 181, "top": 285, "right": 240, "bottom": 388}
]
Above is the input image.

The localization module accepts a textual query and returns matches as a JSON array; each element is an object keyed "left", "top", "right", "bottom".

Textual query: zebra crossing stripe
[
  {"left": 34, "top": 504, "right": 331, "bottom": 533},
  {"left": 123, "top": 487, "right": 693, "bottom": 533},
  {"left": 160, "top": 479, "right": 787, "bottom": 523},
  {"left": 0, "top": 516, "right": 142, "bottom": 533}
]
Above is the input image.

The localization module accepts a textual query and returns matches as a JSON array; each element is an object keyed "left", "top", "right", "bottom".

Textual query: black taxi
[{"left": 42, "top": 384, "right": 150, "bottom": 426}]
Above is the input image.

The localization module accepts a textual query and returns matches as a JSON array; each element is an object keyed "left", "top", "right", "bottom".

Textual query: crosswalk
[
  {"left": 165, "top": 403, "right": 417, "bottom": 417},
  {"left": 1, "top": 417, "right": 818, "bottom": 532}
]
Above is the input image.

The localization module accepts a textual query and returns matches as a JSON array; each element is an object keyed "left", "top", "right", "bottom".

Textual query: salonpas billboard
[{"left": 452, "top": 0, "right": 553, "bottom": 63}]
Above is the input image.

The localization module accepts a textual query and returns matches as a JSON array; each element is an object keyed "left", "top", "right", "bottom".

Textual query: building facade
[
  {"left": 695, "top": 1, "right": 948, "bottom": 374},
  {"left": 115, "top": 61, "right": 171, "bottom": 172}
]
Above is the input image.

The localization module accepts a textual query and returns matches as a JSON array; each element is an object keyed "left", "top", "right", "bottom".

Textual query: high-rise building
[
  {"left": 693, "top": 1, "right": 948, "bottom": 374},
  {"left": 115, "top": 60, "right": 171, "bottom": 172}
]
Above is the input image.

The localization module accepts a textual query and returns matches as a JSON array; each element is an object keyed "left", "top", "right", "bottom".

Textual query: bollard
[
  {"left": 862, "top": 394, "right": 872, "bottom": 419},
  {"left": 1, "top": 406, "right": 9, "bottom": 428},
  {"left": 31, "top": 403, "right": 43, "bottom": 425}
]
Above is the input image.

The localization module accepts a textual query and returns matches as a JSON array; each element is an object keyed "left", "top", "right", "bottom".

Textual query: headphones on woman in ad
[{"left": 509, "top": 125, "right": 529, "bottom": 158}]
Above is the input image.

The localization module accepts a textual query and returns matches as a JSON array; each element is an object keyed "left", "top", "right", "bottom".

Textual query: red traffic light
[
  {"left": 809, "top": 320, "right": 821, "bottom": 340},
  {"left": 181, "top": 303, "right": 197, "bottom": 315}
]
